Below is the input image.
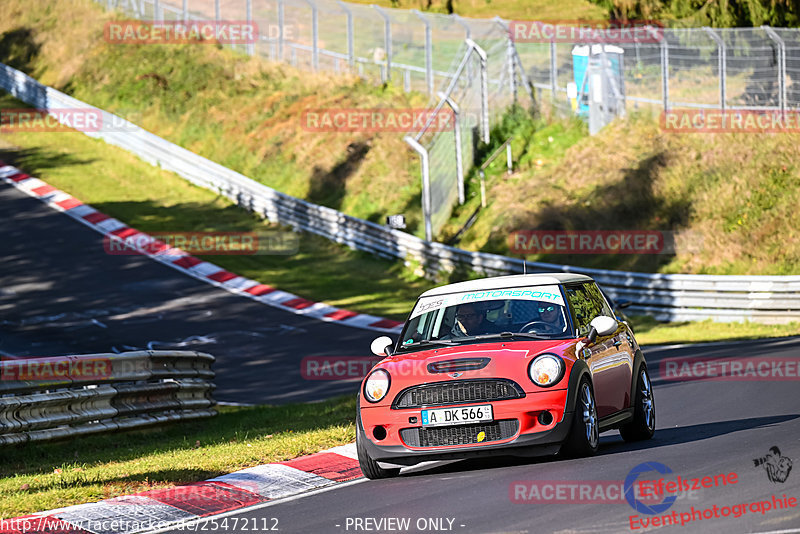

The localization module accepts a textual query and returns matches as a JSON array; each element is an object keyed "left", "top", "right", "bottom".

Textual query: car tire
[
  {"left": 619, "top": 366, "right": 655, "bottom": 442},
  {"left": 561, "top": 378, "right": 600, "bottom": 457},
  {"left": 357, "top": 428, "right": 400, "bottom": 480}
]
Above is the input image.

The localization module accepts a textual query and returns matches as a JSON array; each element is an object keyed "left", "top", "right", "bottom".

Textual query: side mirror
[
  {"left": 370, "top": 336, "right": 394, "bottom": 357},
  {"left": 590, "top": 315, "right": 618, "bottom": 337}
]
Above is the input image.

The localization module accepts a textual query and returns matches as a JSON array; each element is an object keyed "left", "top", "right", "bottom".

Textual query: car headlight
[
  {"left": 364, "top": 369, "right": 391, "bottom": 403},
  {"left": 528, "top": 354, "right": 565, "bottom": 387}
]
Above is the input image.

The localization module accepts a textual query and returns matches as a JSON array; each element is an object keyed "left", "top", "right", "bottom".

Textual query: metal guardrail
[
  {"left": 0, "top": 351, "right": 216, "bottom": 445},
  {"left": 2, "top": 63, "right": 799, "bottom": 324}
]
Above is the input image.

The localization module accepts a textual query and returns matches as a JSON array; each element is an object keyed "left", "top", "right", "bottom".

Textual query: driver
[
  {"left": 452, "top": 303, "right": 496, "bottom": 337},
  {"left": 537, "top": 303, "right": 566, "bottom": 334}
]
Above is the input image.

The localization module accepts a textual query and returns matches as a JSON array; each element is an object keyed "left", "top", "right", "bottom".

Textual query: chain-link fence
[
  {"left": 95, "top": 1, "right": 799, "bottom": 241},
  {"left": 519, "top": 26, "right": 798, "bottom": 112}
]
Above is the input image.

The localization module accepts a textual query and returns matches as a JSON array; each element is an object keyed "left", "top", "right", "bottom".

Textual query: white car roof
[{"left": 420, "top": 273, "right": 593, "bottom": 298}]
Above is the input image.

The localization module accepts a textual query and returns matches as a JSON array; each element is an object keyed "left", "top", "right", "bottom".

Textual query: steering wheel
[{"left": 519, "top": 320, "right": 555, "bottom": 334}]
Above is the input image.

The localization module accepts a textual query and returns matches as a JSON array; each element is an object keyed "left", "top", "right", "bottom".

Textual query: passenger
[{"left": 537, "top": 303, "right": 567, "bottom": 334}]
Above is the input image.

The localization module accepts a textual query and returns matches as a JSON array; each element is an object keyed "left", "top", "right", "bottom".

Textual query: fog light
[
  {"left": 373, "top": 426, "right": 387, "bottom": 441},
  {"left": 537, "top": 411, "right": 553, "bottom": 426}
]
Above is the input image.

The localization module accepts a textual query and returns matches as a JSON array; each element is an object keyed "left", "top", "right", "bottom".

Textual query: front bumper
[{"left": 358, "top": 390, "right": 573, "bottom": 466}]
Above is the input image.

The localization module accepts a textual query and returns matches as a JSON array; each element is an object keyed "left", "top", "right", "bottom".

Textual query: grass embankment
[
  {"left": 1, "top": 0, "right": 428, "bottom": 234},
  {"left": 452, "top": 111, "right": 800, "bottom": 276},
  {"left": 0, "top": 397, "right": 356, "bottom": 518}
]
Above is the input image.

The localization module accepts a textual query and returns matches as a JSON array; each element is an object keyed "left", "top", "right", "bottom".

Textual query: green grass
[
  {"left": 0, "top": 396, "right": 356, "bottom": 518},
  {"left": 630, "top": 316, "right": 800, "bottom": 346}
]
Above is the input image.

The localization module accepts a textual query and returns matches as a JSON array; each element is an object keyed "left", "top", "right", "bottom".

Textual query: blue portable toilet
[{"left": 572, "top": 44, "right": 625, "bottom": 117}]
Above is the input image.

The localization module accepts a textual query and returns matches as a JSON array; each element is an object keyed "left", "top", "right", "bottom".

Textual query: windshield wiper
[{"left": 400, "top": 339, "right": 459, "bottom": 349}]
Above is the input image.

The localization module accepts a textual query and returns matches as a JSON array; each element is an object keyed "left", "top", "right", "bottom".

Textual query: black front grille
[
  {"left": 392, "top": 379, "right": 524, "bottom": 409},
  {"left": 400, "top": 419, "right": 519, "bottom": 447}
]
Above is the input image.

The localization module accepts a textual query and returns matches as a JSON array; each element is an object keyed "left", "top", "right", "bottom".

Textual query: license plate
[{"left": 420, "top": 404, "right": 493, "bottom": 427}]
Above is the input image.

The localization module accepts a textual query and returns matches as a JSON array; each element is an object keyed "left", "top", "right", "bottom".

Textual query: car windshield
[{"left": 398, "top": 284, "right": 571, "bottom": 349}]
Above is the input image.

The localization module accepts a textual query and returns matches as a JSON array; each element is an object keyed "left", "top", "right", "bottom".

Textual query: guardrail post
[
  {"left": 337, "top": 1, "right": 355, "bottom": 68},
  {"left": 246, "top": 0, "right": 254, "bottom": 55},
  {"left": 437, "top": 91, "right": 464, "bottom": 205},
  {"left": 467, "top": 39, "right": 490, "bottom": 144},
  {"left": 763, "top": 26, "right": 786, "bottom": 113},
  {"left": 404, "top": 136, "right": 432, "bottom": 242},
  {"left": 372, "top": 5, "right": 392, "bottom": 82},
  {"left": 278, "top": 0, "right": 284, "bottom": 61},
  {"left": 704, "top": 27, "right": 726, "bottom": 111},
  {"left": 506, "top": 142, "right": 512, "bottom": 174},
  {"left": 304, "top": 0, "right": 319, "bottom": 71},
  {"left": 413, "top": 10, "right": 434, "bottom": 95}
]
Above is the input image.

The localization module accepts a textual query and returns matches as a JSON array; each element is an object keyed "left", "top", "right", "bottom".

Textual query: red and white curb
[
  {"left": 0, "top": 444, "right": 362, "bottom": 534},
  {"left": 0, "top": 162, "right": 403, "bottom": 335}
]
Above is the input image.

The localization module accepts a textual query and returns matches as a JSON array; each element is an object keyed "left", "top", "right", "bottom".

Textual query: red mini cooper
[{"left": 357, "top": 273, "right": 655, "bottom": 479}]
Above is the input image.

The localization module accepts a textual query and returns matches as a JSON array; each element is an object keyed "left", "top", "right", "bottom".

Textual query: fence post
[
  {"left": 438, "top": 92, "right": 464, "bottom": 205},
  {"left": 494, "top": 16, "right": 535, "bottom": 107},
  {"left": 246, "top": 0, "right": 254, "bottom": 55},
  {"left": 372, "top": 5, "right": 392, "bottom": 82},
  {"left": 304, "top": 0, "right": 319, "bottom": 71},
  {"left": 214, "top": 0, "right": 220, "bottom": 22},
  {"left": 278, "top": 0, "right": 284, "bottom": 61},
  {"left": 506, "top": 141, "right": 512, "bottom": 175},
  {"left": 550, "top": 41, "right": 557, "bottom": 101},
  {"left": 182, "top": 0, "right": 188, "bottom": 22},
  {"left": 154, "top": 0, "right": 160, "bottom": 20},
  {"left": 404, "top": 136, "right": 433, "bottom": 242},
  {"left": 337, "top": 1, "right": 355, "bottom": 68},
  {"left": 507, "top": 35, "right": 517, "bottom": 104},
  {"left": 467, "top": 39, "right": 490, "bottom": 144},
  {"left": 648, "top": 26, "right": 668, "bottom": 111},
  {"left": 704, "top": 27, "right": 726, "bottom": 111},
  {"left": 413, "top": 10, "right": 434, "bottom": 95},
  {"left": 763, "top": 26, "right": 786, "bottom": 113}
]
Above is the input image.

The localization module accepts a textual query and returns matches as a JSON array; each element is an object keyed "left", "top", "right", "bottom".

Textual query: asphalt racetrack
[{"left": 2, "top": 179, "right": 799, "bottom": 533}]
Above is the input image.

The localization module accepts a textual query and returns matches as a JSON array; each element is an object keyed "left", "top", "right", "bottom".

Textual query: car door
[{"left": 565, "top": 282, "right": 633, "bottom": 417}]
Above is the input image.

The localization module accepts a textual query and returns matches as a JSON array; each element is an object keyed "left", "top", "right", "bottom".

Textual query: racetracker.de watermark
[
  {"left": 661, "top": 109, "right": 800, "bottom": 133},
  {"left": 509, "top": 20, "right": 664, "bottom": 43},
  {"left": 659, "top": 357, "right": 800, "bottom": 381},
  {"left": 301, "top": 109, "right": 455, "bottom": 132},
  {"left": 510, "top": 479, "right": 701, "bottom": 504},
  {"left": 508, "top": 230, "right": 702, "bottom": 255},
  {"left": 104, "top": 20, "right": 259, "bottom": 44},
  {"left": 0, "top": 109, "right": 140, "bottom": 133},
  {"left": 301, "top": 356, "right": 383, "bottom": 380},
  {"left": 0, "top": 357, "right": 112, "bottom": 381},
  {"left": 103, "top": 230, "right": 299, "bottom": 256}
]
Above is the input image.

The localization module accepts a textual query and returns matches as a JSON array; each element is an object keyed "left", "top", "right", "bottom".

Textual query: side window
[{"left": 565, "top": 283, "right": 613, "bottom": 336}]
